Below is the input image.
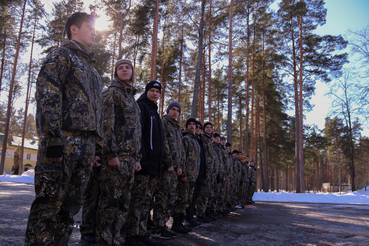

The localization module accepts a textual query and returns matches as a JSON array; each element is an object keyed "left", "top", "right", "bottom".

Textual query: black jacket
[
  {"left": 196, "top": 134, "right": 207, "bottom": 184},
  {"left": 136, "top": 93, "right": 163, "bottom": 176}
]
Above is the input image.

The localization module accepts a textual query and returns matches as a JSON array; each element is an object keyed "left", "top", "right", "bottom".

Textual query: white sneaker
[{"left": 235, "top": 205, "right": 242, "bottom": 209}]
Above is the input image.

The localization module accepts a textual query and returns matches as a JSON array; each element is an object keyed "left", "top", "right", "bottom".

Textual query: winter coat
[
  {"left": 195, "top": 134, "right": 207, "bottom": 184},
  {"left": 201, "top": 132, "right": 216, "bottom": 176},
  {"left": 136, "top": 93, "right": 164, "bottom": 176},
  {"left": 102, "top": 78, "right": 142, "bottom": 162},
  {"left": 161, "top": 114, "right": 185, "bottom": 171},
  {"left": 36, "top": 40, "right": 103, "bottom": 157},
  {"left": 182, "top": 129, "right": 200, "bottom": 183}
]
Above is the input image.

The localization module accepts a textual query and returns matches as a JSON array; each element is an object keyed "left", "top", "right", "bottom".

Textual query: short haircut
[{"left": 64, "top": 12, "right": 95, "bottom": 40}]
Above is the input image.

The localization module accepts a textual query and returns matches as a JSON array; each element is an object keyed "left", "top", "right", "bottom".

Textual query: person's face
[
  {"left": 220, "top": 139, "right": 226, "bottom": 146},
  {"left": 117, "top": 64, "right": 133, "bottom": 84},
  {"left": 187, "top": 122, "right": 196, "bottom": 133},
  {"left": 147, "top": 88, "right": 160, "bottom": 102},
  {"left": 168, "top": 106, "right": 180, "bottom": 119},
  {"left": 214, "top": 136, "right": 220, "bottom": 143},
  {"left": 226, "top": 146, "right": 231, "bottom": 153},
  {"left": 204, "top": 124, "right": 212, "bottom": 134},
  {"left": 195, "top": 124, "right": 202, "bottom": 135},
  {"left": 71, "top": 20, "right": 96, "bottom": 47},
  {"left": 232, "top": 152, "right": 238, "bottom": 158}
]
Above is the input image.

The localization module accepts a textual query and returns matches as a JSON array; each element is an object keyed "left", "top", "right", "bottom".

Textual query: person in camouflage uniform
[
  {"left": 82, "top": 59, "right": 142, "bottom": 246},
  {"left": 240, "top": 155, "right": 250, "bottom": 205},
  {"left": 231, "top": 150, "right": 243, "bottom": 208},
  {"left": 171, "top": 118, "right": 200, "bottom": 232},
  {"left": 219, "top": 137, "right": 232, "bottom": 214},
  {"left": 195, "top": 122, "right": 216, "bottom": 223},
  {"left": 151, "top": 101, "right": 184, "bottom": 240},
  {"left": 24, "top": 12, "right": 104, "bottom": 246},
  {"left": 248, "top": 161, "right": 257, "bottom": 204},
  {"left": 185, "top": 121, "right": 206, "bottom": 227},
  {"left": 212, "top": 133, "right": 226, "bottom": 216},
  {"left": 125, "top": 81, "right": 164, "bottom": 246}
]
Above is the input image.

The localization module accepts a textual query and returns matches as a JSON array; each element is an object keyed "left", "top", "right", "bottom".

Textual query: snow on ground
[{"left": 1, "top": 170, "right": 369, "bottom": 205}]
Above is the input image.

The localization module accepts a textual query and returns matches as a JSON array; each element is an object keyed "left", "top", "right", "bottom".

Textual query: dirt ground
[{"left": 1, "top": 181, "right": 369, "bottom": 246}]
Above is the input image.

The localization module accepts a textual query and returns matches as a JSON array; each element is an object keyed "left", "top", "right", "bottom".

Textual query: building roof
[{"left": 10, "top": 135, "right": 38, "bottom": 151}]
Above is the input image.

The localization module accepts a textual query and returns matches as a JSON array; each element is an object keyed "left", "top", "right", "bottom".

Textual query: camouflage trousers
[
  {"left": 195, "top": 176, "right": 213, "bottom": 216},
  {"left": 248, "top": 184, "right": 256, "bottom": 200},
  {"left": 25, "top": 131, "right": 96, "bottom": 246},
  {"left": 172, "top": 179, "right": 191, "bottom": 220},
  {"left": 95, "top": 156, "right": 136, "bottom": 245},
  {"left": 152, "top": 171, "right": 177, "bottom": 233},
  {"left": 217, "top": 179, "right": 227, "bottom": 211},
  {"left": 126, "top": 174, "right": 157, "bottom": 237},
  {"left": 81, "top": 165, "right": 101, "bottom": 236},
  {"left": 209, "top": 178, "right": 222, "bottom": 212}
]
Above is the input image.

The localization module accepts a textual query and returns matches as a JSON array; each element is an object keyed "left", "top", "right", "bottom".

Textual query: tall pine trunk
[
  {"left": 207, "top": 0, "right": 213, "bottom": 122},
  {"left": 19, "top": 6, "right": 38, "bottom": 174},
  {"left": 0, "top": 0, "right": 27, "bottom": 175},
  {"left": 298, "top": 13, "right": 305, "bottom": 192},
  {"left": 150, "top": 0, "right": 159, "bottom": 81},
  {"left": 227, "top": 0, "right": 234, "bottom": 142},
  {"left": 0, "top": 28, "right": 6, "bottom": 95},
  {"left": 191, "top": 0, "right": 206, "bottom": 118}
]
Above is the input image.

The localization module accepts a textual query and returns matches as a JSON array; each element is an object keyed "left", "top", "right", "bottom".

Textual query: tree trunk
[
  {"left": 178, "top": 26, "right": 184, "bottom": 105},
  {"left": 291, "top": 21, "right": 300, "bottom": 193},
  {"left": 207, "top": 0, "right": 212, "bottom": 122},
  {"left": 244, "top": 9, "right": 250, "bottom": 155},
  {"left": 227, "top": 0, "right": 234, "bottom": 142},
  {"left": 0, "top": 27, "right": 6, "bottom": 95},
  {"left": 190, "top": 0, "right": 206, "bottom": 118},
  {"left": 250, "top": 25, "right": 256, "bottom": 161},
  {"left": 0, "top": 0, "right": 27, "bottom": 175},
  {"left": 262, "top": 35, "right": 268, "bottom": 192},
  {"left": 298, "top": 13, "right": 305, "bottom": 192},
  {"left": 150, "top": 0, "right": 159, "bottom": 81},
  {"left": 19, "top": 6, "right": 38, "bottom": 175}
]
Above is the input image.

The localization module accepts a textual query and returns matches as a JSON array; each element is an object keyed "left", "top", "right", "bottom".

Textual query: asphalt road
[{"left": 1, "top": 181, "right": 368, "bottom": 246}]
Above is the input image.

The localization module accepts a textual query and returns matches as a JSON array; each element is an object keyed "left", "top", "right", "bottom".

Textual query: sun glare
[{"left": 94, "top": 13, "right": 111, "bottom": 31}]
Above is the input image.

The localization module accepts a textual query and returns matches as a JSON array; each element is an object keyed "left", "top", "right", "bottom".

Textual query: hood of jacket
[
  {"left": 137, "top": 93, "right": 158, "bottom": 110},
  {"left": 110, "top": 78, "right": 137, "bottom": 96},
  {"left": 62, "top": 40, "right": 96, "bottom": 64}
]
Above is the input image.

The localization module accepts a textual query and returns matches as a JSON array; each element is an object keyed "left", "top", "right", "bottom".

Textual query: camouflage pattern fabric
[
  {"left": 25, "top": 40, "right": 103, "bottom": 246},
  {"left": 25, "top": 132, "right": 96, "bottom": 246},
  {"left": 181, "top": 129, "right": 201, "bottom": 183},
  {"left": 81, "top": 165, "right": 101, "bottom": 236},
  {"left": 152, "top": 114, "right": 184, "bottom": 233},
  {"left": 94, "top": 79, "right": 142, "bottom": 245},
  {"left": 195, "top": 132, "right": 216, "bottom": 216},
  {"left": 212, "top": 142, "right": 225, "bottom": 212},
  {"left": 126, "top": 175, "right": 158, "bottom": 237}
]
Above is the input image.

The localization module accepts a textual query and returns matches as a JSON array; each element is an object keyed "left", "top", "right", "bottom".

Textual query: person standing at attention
[{"left": 25, "top": 12, "right": 104, "bottom": 245}]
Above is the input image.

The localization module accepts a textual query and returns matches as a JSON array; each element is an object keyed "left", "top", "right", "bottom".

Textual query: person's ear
[{"left": 70, "top": 25, "right": 79, "bottom": 36}]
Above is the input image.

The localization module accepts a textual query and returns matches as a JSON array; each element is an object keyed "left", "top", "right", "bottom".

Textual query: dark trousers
[{"left": 186, "top": 183, "right": 204, "bottom": 222}]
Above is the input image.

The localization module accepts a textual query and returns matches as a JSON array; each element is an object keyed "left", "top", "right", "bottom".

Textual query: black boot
[{"left": 171, "top": 216, "right": 189, "bottom": 233}]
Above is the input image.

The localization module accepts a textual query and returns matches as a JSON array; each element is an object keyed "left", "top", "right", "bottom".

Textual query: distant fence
[{"left": 322, "top": 183, "right": 350, "bottom": 192}]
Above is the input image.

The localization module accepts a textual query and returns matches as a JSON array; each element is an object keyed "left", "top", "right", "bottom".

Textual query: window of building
[{"left": 26, "top": 153, "right": 31, "bottom": 160}]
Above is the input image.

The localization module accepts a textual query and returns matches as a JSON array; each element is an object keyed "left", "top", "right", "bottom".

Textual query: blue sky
[{"left": 304, "top": 0, "right": 369, "bottom": 135}]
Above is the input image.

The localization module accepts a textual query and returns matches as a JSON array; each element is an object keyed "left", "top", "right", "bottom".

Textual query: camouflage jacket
[
  {"left": 250, "top": 167, "right": 257, "bottom": 184},
  {"left": 182, "top": 129, "right": 200, "bottom": 182},
  {"left": 102, "top": 78, "right": 142, "bottom": 162},
  {"left": 213, "top": 143, "right": 225, "bottom": 180},
  {"left": 36, "top": 40, "right": 103, "bottom": 155},
  {"left": 161, "top": 114, "right": 185, "bottom": 171},
  {"left": 231, "top": 156, "right": 243, "bottom": 185},
  {"left": 201, "top": 132, "right": 216, "bottom": 176}
]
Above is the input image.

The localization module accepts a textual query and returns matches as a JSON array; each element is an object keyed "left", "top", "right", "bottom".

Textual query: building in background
[{"left": 0, "top": 133, "right": 38, "bottom": 174}]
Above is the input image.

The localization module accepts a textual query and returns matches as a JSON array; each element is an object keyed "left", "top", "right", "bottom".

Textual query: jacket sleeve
[
  {"left": 161, "top": 119, "right": 172, "bottom": 169},
  {"left": 138, "top": 102, "right": 148, "bottom": 163},
  {"left": 36, "top": 49, "right": 71, "bottom": 157},
  {"left": 102, "top": 89, "right": 118, "bottom": 161},
  {"left": 181, "top": 136, "right": 189, "bottom": 178}
]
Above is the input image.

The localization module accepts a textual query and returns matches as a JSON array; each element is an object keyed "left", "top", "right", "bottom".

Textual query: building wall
[{"left": 0, "top": 145, "right": 37, "bottom": 174}]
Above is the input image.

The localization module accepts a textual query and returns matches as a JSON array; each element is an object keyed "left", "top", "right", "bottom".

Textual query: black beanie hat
[
  {"left": 232, "top": 149, "right": 239, "bottom": 154},
  {"left": 220, "top": 136, "right": 226, "bottom": 141},
  {"left": 166, "top": 101, "right": 181, "bottom": 114},
  {"left": 213, "top": 132, "right": 220, "bottom": 138},
  {"left": 203, "top": 122, "right": 213, "bottom": 131},
  {"left": 186, "top": 118, "right": 197, "bottom": 129},
  {"left": 145, "top": 80, "right": 162, "bottom": 93},
  {"left": 196, "top": 121, "right": 202, "bottom": 128},
  {"left": 225, "top": 142, "right": 232, "bottom": 147}
]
